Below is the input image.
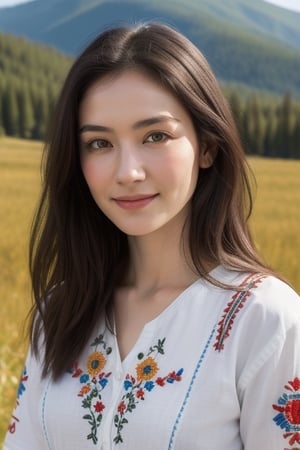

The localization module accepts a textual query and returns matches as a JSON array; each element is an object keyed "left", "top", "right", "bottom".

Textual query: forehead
[{"left": 79, "top": 69, "right": 189, "bottom": 125}]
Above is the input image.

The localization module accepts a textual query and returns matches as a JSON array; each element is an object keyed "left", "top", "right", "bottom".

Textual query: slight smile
[{"left": 112, "top": 194, "right": 159, "bottom": 210}]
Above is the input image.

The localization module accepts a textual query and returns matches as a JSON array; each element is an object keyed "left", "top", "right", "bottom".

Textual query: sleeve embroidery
[
  {"left": 214, "top": 274, "right": 266, "bottom": 352},
  {"left": 273, "top": 377, "right": 300, "bottom": 449}
]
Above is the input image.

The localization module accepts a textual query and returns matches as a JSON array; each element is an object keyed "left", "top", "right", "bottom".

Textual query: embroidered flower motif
[
  {"left": 273, "top": 377, "right": 300, "bottom": 449},
  {"left": 8, "top": 366, "right": 29, "bottom": 434},
  {"left": 94, "top": 401, "right": 105, "bottom": 413},
  {"left": 214, "top": 274, "right": 266, "bottom": 351},
  {"left": 87, "top": 351, "right": 107, "bottom": 376},
  {"left": 136, "top": 356, "right": 159, "bottom": 381},
  {"left": 68, "top": 333, "right": 112, "bottom": 445},
  {"left": 113, "top": 338, "right": 183, "bottom": 444}
]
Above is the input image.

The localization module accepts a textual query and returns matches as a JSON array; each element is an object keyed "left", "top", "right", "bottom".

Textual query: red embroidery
[
  {"left": 273, "top": 378, "right": 300, "bottom": 450},
  {"left": 214, "top": 274, "right": 266, "bottom": 351},
  {"left": 8, "top": 367, "right": 28, "bottom": 434}
]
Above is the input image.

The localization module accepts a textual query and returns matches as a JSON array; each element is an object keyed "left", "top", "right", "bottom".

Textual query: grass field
[{"left": 0, "top": 137, "right": 299, "bottom": 444}]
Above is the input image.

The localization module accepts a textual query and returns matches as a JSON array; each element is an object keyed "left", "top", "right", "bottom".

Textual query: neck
[{"left": 125, "top": 222, "right": 198, "bottom": 294}]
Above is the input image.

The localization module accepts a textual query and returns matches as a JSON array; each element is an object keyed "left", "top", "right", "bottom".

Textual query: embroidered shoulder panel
[{"left": 214, "top": 274, "right": 266, "bottom": 352}]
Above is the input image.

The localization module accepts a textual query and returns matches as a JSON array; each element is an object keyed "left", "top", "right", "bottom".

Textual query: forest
[{"left": 1, "top": 32, "right": 300, "bottom": 159}]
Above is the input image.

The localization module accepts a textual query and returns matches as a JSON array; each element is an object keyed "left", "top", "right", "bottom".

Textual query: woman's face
[{"left": 79, "top": 69, "right": 211, "bottom": 237}]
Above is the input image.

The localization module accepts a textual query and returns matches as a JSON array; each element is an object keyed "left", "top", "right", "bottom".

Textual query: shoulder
[
  {"left": 243, "top": 275, "right": 300, "bottom": 328},
  {"left": 211, "top": 268, "right": 300, "bottom": 352},
  {"left": 230, "top": 274, "right": 300, "bottom": 364},
  {"left": 213, "top": 266, "right": 299, "bottom": 321}
]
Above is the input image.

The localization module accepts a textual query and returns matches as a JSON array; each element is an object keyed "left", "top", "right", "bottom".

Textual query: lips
[{"left": 112, "top": 194, "right": 158, "bottom": 210}]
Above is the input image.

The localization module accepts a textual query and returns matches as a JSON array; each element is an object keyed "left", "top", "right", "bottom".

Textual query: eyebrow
[{"left": 79, "top": 115, "right": 180, "bottom": 134}]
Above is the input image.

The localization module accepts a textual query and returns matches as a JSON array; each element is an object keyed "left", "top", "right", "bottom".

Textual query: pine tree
[
  {"left": 31, "top": 87, "right": 48, "bottom": 139},
  {"left": 229, "top": 91, "right": 244, "bottom": 137},
  {"left": 18, "top": 84, "right": 35, "bottom": 138},
  {"left": 243, "top": 94, "right": 265, "bottom": 155},
  {"left": 275, "top": 92, "right": 295, "bottom": 158},
  {"left": 264, "top": 105, "right": 277, "bottom": 157},
  {"left": 0, "top": 77, "right": 5, "bottom": 136},
  {"left": 2, "top": 82, "right": 19, "bottom": 136},
  {"left": 292, "top": 115, "right": 300, "bottom": 159}
]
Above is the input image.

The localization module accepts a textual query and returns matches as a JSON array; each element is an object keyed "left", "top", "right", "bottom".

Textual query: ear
[{"left": 199, "top": 141, "right": 218, "bottom": 169}]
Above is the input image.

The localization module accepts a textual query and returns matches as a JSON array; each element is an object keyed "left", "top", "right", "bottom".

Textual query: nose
[{"left": 116, "top": 145, "right": 146, "bottom": 185}]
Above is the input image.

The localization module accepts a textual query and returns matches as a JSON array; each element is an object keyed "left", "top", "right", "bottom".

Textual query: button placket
[{"left": 98, "top": 334, "right": 124, "bottom": 450}]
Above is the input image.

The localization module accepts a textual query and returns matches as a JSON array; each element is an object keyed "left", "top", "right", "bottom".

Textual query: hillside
[
  {"left": 0, "top": 0, "right": 299, "bottom": 96},
  {"left": 0, "top": 29, "right": 300, "bottom": 159},
  {"left": 0, "top": 32, "right": 72, "bottom": 138}
]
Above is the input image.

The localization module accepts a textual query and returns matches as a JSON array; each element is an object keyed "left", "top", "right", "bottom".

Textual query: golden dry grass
[
  {"left": 0, "top": 137, "right": 42, "bottom": 444},
  {"left": 249, "top": 157, "right": 300, "bottom": 292},
  {"left": 0, "top": 137, "right": 299, "bottom": 444}
]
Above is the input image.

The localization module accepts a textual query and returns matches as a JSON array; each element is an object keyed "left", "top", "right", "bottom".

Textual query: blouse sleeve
[
  {"left": 3, "top": 346, "right": 48, "bottom": 450},
  {"left": 237, "top": 277, "right": 300, "bottom": 449}
]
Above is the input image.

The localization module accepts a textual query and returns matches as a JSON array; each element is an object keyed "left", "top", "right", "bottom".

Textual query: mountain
[{"left": 0, "top": 0, "right": 300, "bottom": 96}]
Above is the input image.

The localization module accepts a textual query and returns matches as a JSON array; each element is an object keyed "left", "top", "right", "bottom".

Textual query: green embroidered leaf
[
  {"left": 114, "top": 434, "right": 123, "bottom": 444},
  {"left": 114, "top": 414, "right": 119, "bottom": 425},
  {"left": 82, "top": 398, "right": 91, "bottom": 408},
  {"left": 157, "top": 338, "right": 166, "bottom": 354},
  {"left": 137, "top": 352, "right": 144, "bottom": 360},
  {"left": 127, "top": 403, "right": 136, "bottom": 412},
  {"left": 83, "top": 414, "right": 92, "bottom": 420},
  {"left": 122, "top": 418, "right": 128, "bottom": 424},
  {"left": 91, "top": 388, "right": 98, "bottom": 398},
  {"left": 87, "top": 432, "right": 98, "bottom": 444},
  {"left": 90, "top": 334, "right": 104, "bottom": 347}
]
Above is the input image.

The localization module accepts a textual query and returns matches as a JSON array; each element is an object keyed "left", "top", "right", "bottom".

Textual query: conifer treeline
[
  {"left": 228, "top": 90, "right": 300, "bottom": 159},
  {"left": 0, "top": 32, "right": 72, "bottom": 140},
  {"left": 0, "top": 32, "right": 300, "bottom": 158}
]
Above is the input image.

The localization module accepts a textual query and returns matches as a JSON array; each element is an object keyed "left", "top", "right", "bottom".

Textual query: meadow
[{"left": 0, "top": 137, "right": 299, "bottom": 444}]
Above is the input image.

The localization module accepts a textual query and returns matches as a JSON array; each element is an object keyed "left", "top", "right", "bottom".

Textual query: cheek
[
  {"left": 166, "top": 146, "right": 199, "bottom": 183},
  {"left": 80, "top": 157, "right": 104, "bottom": 191}
]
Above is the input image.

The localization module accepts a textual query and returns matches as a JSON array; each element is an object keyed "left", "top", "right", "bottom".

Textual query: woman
[{"left": 4, "top": 22, "right": 300, "bottom": 450}]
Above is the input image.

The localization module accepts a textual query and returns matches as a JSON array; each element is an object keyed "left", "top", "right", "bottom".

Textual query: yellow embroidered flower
[
  {"left": 86, "top": 351, "right": 106, "bottom": 376},
  {"left": 136, "top": 356, "right": 159, "bottom": 381}
]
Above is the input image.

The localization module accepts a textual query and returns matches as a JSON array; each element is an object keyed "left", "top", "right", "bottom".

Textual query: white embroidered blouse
[{"left": 4, "top": 266, "right": 300, "bottom": 450}]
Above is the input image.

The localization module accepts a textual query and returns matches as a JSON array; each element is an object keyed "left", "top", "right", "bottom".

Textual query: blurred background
[{"left": 0, "top": 0, "right": 299, "bottom": 444}]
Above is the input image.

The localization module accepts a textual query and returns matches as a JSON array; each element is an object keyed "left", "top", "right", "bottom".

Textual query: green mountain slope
[
  {"left": 1, "top": 30, "right": 300, "bottom": 160},
  {"left": 0, "top": 32, "right": 72, "bottom": 138},
  {"left": 0, "top": 0, "right": 299, "bottom": 96}
]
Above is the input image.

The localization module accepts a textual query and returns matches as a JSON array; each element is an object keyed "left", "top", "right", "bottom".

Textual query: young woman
[{"left": 4, "top": 22, "right": 300, "bottom": 450}]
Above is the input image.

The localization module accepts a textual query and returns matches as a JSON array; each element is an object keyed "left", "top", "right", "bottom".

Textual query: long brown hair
[{"left": 29, "top": 22, "right": 274, "bottom": 380}]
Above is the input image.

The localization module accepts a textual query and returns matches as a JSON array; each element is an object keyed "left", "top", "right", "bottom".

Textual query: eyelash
[
  {"left": 144, "top": 131, "right": 171, "bottom": 143},
  {"left": 85, "top": 139, "right": 112, "bottom": 150},
  {"left": 83, "top": 131, "right": 172, "bottom": 151}
]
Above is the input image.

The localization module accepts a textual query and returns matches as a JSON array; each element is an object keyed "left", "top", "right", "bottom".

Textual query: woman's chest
[{"left": 40, "top": 298, "right": 244, "bottom": 450}]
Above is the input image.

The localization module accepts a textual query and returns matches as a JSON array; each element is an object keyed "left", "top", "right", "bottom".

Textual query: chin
[{"left": 112, "top": 221, "right": 163, "bottom": 237}]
